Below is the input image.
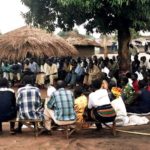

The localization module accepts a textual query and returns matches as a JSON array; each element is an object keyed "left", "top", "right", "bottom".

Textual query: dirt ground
[
  {"left": 0, "top": 88, "right": 150, "bottom": 150},
  {"left": 0, "top": 124, "right": 150, "bottom": 150}
]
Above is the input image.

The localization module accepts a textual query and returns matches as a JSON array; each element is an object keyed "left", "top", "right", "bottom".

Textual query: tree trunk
[
  {"left": 103, "top": 35, "right": 108, "bottom": 58},
  {"left": 118, "top": 28, "right": 131, "bottom": 73}
]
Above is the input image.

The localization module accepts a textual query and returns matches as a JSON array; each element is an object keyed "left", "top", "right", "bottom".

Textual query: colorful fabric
[
  {"left": 74, "top": 95, "right": 87, "bottom": 124},
  {"left": 91, "top": 104, "right": 116, "bottom": 123},
  {"left": 96, "top": 104, "right": 116, "bottom": 118},
  {"left": 111, "top": 87, "right": 122, "bottom": 98},
  {"left": 47, "top": 88, "right": 76, "bottom": 121},
  {"left": 132, "top": 80, "right": 139, "bottom": 93},
  {"left": 122, "top": 84, "right": 136, "bottom": 105},
  {"left": 17, "top": 84, "right": 43, "bottom": 120}
]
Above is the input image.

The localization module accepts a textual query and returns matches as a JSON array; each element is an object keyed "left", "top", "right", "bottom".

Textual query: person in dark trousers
[{"left": 0, "top": 78, "right": 17, "bottom": 135}]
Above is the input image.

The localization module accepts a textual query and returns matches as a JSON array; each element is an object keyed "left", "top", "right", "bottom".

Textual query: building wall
[{"left": 75, "top": 46, "right": 95, "bottom": 57}]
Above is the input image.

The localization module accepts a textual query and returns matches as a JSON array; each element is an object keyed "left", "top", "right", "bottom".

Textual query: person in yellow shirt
[
  {"left": 48, "top": 60, "right": 58, "bottom": 85},
  {"left": 74, "top": 86, "right": 88, "bottom": 129}
]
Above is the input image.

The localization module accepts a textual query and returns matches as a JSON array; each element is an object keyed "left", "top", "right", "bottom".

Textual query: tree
[
  {"left": 130, "top": 28, "right": 140, "bottom": 39},
  {"left": 22, "top": 0, "right": 150, "bottom": 72}
]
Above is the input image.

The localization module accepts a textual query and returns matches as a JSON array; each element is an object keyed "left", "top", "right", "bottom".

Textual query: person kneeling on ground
[
  {"left": 44, "top": 80, "right": 76, "bottom": 134},
  {"left": 0, "top": 78, "right": 17, "bottom": 135}
]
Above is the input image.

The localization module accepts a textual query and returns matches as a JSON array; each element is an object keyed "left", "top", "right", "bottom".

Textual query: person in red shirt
[{"left": 132, "top": 73, "right": 139, "bottom": 93}]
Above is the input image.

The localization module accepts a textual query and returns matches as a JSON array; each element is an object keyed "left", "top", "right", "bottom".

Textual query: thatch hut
[
  {"left": 61, "top": 31, "right": 101, "bottom": 57},
  {"left": 0, "top": 26, "right": 78, "bottom": 61}
]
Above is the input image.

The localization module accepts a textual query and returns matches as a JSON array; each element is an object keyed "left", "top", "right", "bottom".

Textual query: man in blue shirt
[{"left": 44, "top": 80, "right": 76, "bottom": 133}]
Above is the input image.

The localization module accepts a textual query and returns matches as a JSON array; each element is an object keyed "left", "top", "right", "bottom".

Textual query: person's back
[
  {"left": 87, "top": 79, "right": 116, "bottom": 128},
  {"left": 127, "top": 80, "right": 150, "bottom": 114},
  {"left": 17, "top": 85, "right": 41, "bottom": 119},
  {"left": 48, "top": 88, "right": 75, "bottom": 121},
  {"left": 88, "top": 89, "right": 110, "bottom": 109},
  {"left": 75, "top": 95, "right": 87, "bottom": 113},
  {"left": 138, "top": 89, "right": 150, "bottom": 107},
  {"left": 44, "top": 80, "right": 76, "bottom": 134},
  {"left": 17, "top": 76, "right": 42, "bottom": 120},
  {"left": 0, "top": 88, "right": 16, "bottom": 119},
  {"left": 0, "top": 78, "right": 16, "bottom": 134}
]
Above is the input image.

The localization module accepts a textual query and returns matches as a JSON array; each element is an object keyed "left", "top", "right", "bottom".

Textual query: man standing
[
  {"left": 15, "top": 75, "right": 43, "bottom": 133},
  {"left": 44, "top": 80, "right": 76, "bottom": 134}
]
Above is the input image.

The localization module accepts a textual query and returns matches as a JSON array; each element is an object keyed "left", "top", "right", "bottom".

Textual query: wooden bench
[
  {"left": 10, "top": 119, "right": 43, "bottom": 137},
  {"left": 8, "top": 119, "right": 116, "bottom": 138},
  {"left": 56, "top": 124, "right": 76, "bottom": 139},
  {"left": 57, "top": 120, "right": 116, "bottom": 139},
  {"left": 83, "top": 120, "right": 116, "bottom": 136}
]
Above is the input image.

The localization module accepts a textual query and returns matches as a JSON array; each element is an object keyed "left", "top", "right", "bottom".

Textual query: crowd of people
[
  {"left": 0, "top": 54, "right": 150, "bottom": 88},
  {"left": 0, "top": 53, "right": 150, "bottom": 135}
]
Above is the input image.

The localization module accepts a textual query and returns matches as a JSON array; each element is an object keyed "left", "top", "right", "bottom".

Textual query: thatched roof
[
  {"left": 0, "top": 26, "right": 78, "bottom": 60},
  {"left": 62, "top": 31, "right": 101, "bottom": 47}
]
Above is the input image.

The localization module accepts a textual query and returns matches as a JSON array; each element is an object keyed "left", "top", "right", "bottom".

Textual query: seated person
[
  {"left": 15, "top": 75, "right": 43, "bottom": 133},
  {"left": 74, "top": 86, "right": 88, "bottom": 128},
  {"left": 127, "top": 80, "right": 150, "bottom": 114},
  {"left": 44, "top": 80, "right": 76, "bottom": 134},
  {"left": 0, "top": 78, "right": 17, "bottom": 134},
  {"left": 88, "top": 79, "right": 116, "bottom": 129},
  {"left": 121, "top": 77, "right": 136, "bottom": 105},
  {"left": 131, "top": 73, "right": 139, "bottom": 93}
]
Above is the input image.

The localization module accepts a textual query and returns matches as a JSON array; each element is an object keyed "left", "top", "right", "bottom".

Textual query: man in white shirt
[
  {"left": 88, "top": 79, "right": 116, "bottom": 129},
  {"left": 88, "top": 80, "right": 111, "bottom": 109}
]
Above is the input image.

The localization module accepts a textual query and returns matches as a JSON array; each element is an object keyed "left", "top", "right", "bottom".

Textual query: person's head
[
  {"left": 138, "top": 80, "right": 146, "bottom": 89},
  {"left": 141, "top": 56, "right": 146, "bottom": 63},
  {"left": 134, "top": 54, "right": 139, "bottom": 61},
  {"left": 91, "top": 79, "right": 103, "bottom": 91},
  {"left": 109, "top": 80, "right": 117, "bottom": 90},
  {"left": 120, "top": 77, "right": 128, "bottom": 87},
  {"left": 101, "top": 80, "right": 109, "bottom": 90},
  {"left": 89, "top": 62, "right": 94, "bottom": 69},
  {"left": 22, "top": 75, "right": 33, "bottom": 85},
  {"left": 0, "top": 78, "right": 9, "bottom": 88},
  {"left": 83, "top": 61, "right": 87, "bottom": 67},
  {"left": 56, "top": 80, "right": 65, "bottom": 89},
  {"left": 25, "top": 59, "right": 30, "bottom": 65},
  {"left": 112, "top": 56, "right": 116, "bottom": 61},
  {"left": 126, "top": 72, "right": 132, "bottom": 79},
  {"left": 74, "top": 86, "right": 83, "bottom": 98},
  {"left": 129, "top": 43, "right": 133, "bottom": 49},
  {"left": 48, "top": 59, "right": 53, "bottom": 66},
  {"left": 109, "top": 71, "right": 114, "bottom": 78},
  {"left": 77, "top": 57, "right": 81, "bottom": 64},
  {"left": 30, "top": 58, "right": 34, "bottom": 64},
  {"left": 131, "top": 73, "right": 138, "bottom": 81}
]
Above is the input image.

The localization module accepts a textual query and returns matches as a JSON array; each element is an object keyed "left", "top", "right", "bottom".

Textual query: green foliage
[
  {"left": 22, "top": 0, "right": 150, "bottom": 34},
  {"left": 130, "top": 28, "right": 140, "bottom": 39},
  {"left": 59, "top": 0, "right": 150, "bottom": 33}
]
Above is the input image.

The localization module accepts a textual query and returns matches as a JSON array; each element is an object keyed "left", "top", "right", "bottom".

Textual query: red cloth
[
  {"left": 147, "top": 85, "right": 150, "bottom": 92},
  {"left": 132, "top": 80, "right": 139, "bottom": 93}
]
